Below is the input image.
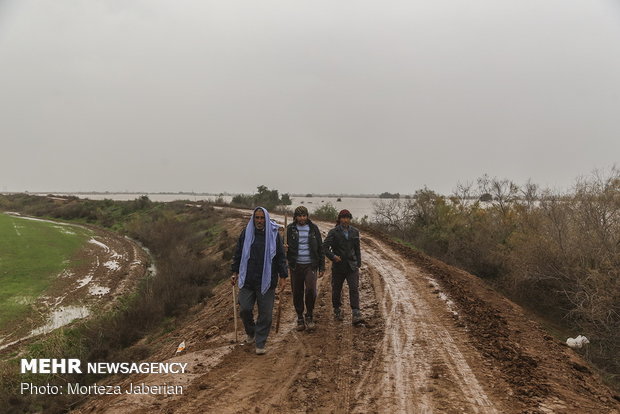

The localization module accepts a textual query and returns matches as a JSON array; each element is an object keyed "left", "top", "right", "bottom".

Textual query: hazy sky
[{"left": 1, "top": 0, "right": 619, "bottom": 194}]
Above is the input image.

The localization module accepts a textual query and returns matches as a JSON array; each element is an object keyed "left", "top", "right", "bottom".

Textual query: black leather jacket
[
  {"left": 324, "top": 225, "right": 361, "bottom": 272},
  {"left": 286, "top": 219, "right": 325, "bottom": 272}
]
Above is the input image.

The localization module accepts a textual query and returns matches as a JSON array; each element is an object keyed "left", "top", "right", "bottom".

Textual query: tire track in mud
[
  {"left": 333, "top": 313, "right": 353, "bottom": 413},
  {"left": 359, "top": 236, "right": 501, "bottom": 414},
  {"left": 311, "top": 222, "right": 375, "bottom": 414},
  {"left": 361, "top": 252, "right": 432, "bottom": 413}
]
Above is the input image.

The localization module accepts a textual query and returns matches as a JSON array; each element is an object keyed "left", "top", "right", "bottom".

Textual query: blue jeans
[{"left": 238, "top": 286, "right": 276, "bottom": 348}]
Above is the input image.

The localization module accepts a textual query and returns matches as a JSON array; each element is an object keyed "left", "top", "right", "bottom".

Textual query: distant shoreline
[{"left": 5, "top": 191, "right": 408, "bottom": 199}]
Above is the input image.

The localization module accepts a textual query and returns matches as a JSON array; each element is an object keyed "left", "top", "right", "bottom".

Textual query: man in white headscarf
[{"left": 231, "top": 207, "right": 288, "bottom": 354}]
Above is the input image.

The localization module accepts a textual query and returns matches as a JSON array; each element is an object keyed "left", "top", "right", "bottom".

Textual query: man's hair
[
  {"left": 338, "top": 209, "right": 352, "bottom": 219},
  {"left": 337, "top": 209, "right": 352, "bottom": 224},
  {"left": 294, "top": 206, "right": 309, "bottom": 218}
]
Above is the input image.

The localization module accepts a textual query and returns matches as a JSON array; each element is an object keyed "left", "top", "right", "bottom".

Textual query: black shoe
[
  {"left": 296, "top": 318, "right": 306, "bottom": 331},
  {"left": 305, "top": 315, "right": 315, "bottom": 330},
  {"left": 352, "top": 309, "right": 363, "bottom": 325},
  {"left": 334, "top": 308, "right": 343, "bottom": 321}
]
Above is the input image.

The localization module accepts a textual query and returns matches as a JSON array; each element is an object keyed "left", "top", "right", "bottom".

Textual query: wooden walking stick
[
  {"left": 275, "top": 213, "right": 288, "bottom": 333},
  {"left": 232, "top": 282, "right": 238, "bottom": 343},
  {"left": 275, "top": 287, "right": 283, "bottom": 333}
]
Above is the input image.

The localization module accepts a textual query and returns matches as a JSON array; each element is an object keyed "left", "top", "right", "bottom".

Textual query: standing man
[
  {"left": 323, "top": 209, "right": 363, "bottom": 325},
  {"left": 286, "top": 206, "right": 325, "bottom": 331},
  {"left": 231, "top": 207, "right": 288, "bottom": 355}
]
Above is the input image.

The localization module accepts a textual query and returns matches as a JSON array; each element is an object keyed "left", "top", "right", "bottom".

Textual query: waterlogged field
[{"left": 0, "top": 213, "right": 91, "bottom": 329}]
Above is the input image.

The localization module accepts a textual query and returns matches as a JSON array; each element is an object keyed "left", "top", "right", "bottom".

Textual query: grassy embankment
[{"left": 0, "top": 213, "right": 91, "bottom": 330}]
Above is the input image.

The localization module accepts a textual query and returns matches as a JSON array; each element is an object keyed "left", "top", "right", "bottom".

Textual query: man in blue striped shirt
[{"left": 286, "top": 206, "right": 325, "bottom": 331}]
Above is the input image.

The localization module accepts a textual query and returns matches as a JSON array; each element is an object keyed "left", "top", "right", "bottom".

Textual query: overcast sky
[{"left": 1, "top": 0, "right": 619, "bottom": 195}]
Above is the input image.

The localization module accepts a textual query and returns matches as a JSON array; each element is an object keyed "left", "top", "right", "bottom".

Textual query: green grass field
[{"left": 0, "top": 213, "right": 92, "bottom": 329}]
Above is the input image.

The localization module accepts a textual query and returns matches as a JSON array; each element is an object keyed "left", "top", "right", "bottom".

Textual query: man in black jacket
[
  {"left": 286, "top": 206, "right": 325, "bottom": 331},
  {"left": 231, "top": 207, "right": 288, "bottom": 355},
  {"left": 323, "top": 209, "right": 363, "bottom": 325}
]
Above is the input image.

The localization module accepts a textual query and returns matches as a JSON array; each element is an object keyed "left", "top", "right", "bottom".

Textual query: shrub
[{"left": 313, "top": 202, "right": 338, "bottom": 222}]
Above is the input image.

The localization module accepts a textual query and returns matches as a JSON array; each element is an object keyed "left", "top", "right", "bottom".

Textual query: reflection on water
[
  {"left": 30, "top": 305, "right": 90, "bottom": 336},
  {"left": 0, "top": 305, "right": 91, "bottom": 350}
]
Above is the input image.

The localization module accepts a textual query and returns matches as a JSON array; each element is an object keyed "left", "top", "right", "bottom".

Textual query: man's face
[
  {"left": 340, "top": 217, "right": 351, "bottom": 226},
  {"left": 296, "top": 214, "right": 308, "bottom": 225},
  {"left": 254, "top": 209, "right": 266, "bottom": 230}
]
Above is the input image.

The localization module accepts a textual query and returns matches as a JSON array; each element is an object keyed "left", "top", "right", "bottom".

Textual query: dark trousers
[
  {"left": 291, "top": 264, "right": 318, "bottom": 318},
  {"left": 238, "top": 286, "right": 275, "bottom": 348},
  {"left": 331, "top": 268, "right": 360, "bottom": 311}
]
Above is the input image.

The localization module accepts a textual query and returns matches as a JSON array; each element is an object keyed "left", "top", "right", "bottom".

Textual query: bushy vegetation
[
  {"left": 0, "top": 193, "right": 155, "bottom": 230},
  {"left": 0, "top": 194, "right": 235, "bottom": 413},
  {"left": 312, "top": 202, "right": 339, "bottom": 222},
  {"left": 231, "top": 185, "right": 292, "bottom": 210},
  {"left": 373, "top": 168, "right": 620, "bottom": 388},
  {"left": 379, "top": 192, "right": 400, "bottom": 199}
]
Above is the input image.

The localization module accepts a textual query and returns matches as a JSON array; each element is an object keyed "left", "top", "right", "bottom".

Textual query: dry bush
[{"left": 373, "top": 168, "right": 620, "bottom": 386}]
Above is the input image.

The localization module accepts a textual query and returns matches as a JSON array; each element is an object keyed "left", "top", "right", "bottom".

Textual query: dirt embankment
[
  {"left": 72, "top": 215, "right": 620, "bottom": 414},
  {"left": 43, "top": 225, "right": 151, "bottom": 310}
]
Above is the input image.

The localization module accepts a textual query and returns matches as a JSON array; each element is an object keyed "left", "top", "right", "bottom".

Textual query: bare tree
[
  {"left": 476, "top": 174, "right": 520, "bottom": 217},
  {"left": 452, "top": 180, "right": 475, "bottom": 212},
  {"left": 520, "top": 179, "right": 539, "bottom": 211},
  {"left": 372, "top": 199, "right": 412, "bottom": 238}
]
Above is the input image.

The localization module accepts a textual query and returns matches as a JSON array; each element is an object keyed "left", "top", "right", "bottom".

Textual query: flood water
[
  {"left": 53, "top": 193, "right": 389, "bottom": 220},
  {"left": 30, "top": 305, "right": 90, "bottom": 336}
]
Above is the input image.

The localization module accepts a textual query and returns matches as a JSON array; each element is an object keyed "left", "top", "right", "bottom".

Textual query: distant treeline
[
  {"left": 373, "top": 168, "right": 620, "bottom": 389},
  {"left": 230, "top": 185, "right": 291, "bottom": 210},
  {"left": 0, "top": 194, "right": 235, "bottom": 413}
]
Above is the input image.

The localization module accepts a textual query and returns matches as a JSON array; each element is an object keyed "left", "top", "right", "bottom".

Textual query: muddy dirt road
[{"left": 74, "top": 214, "right": 620, "bottom": 414}]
